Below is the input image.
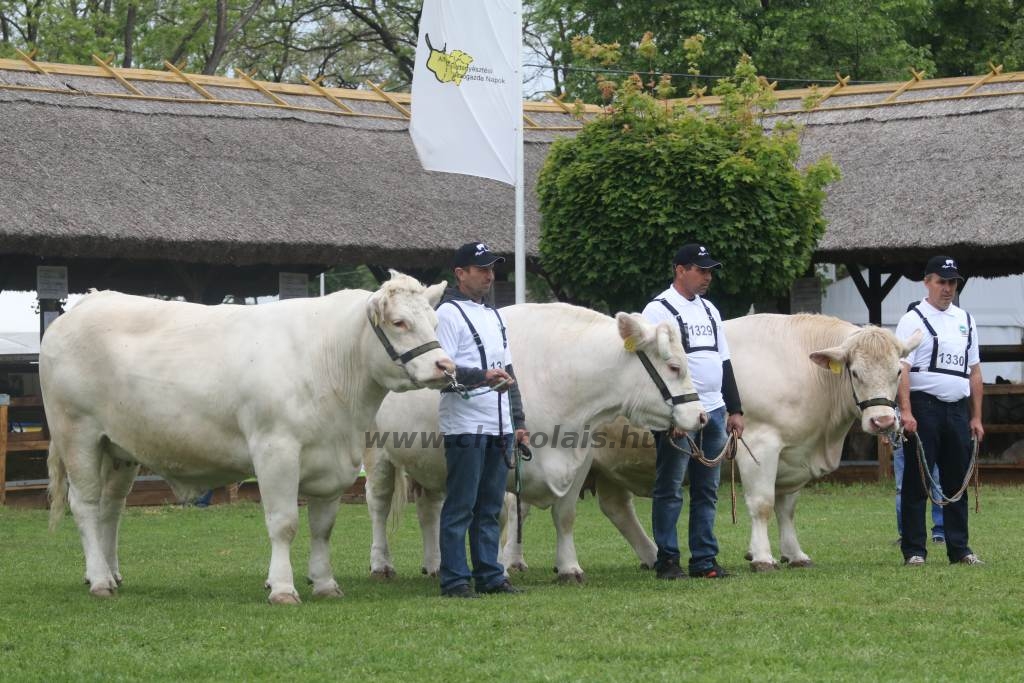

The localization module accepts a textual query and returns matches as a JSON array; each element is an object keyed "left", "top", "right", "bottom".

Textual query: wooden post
[
  {"left": 0, "top": 402, "right": 8, "bottom": 505},
  {"left": 877, "top": 435, "right": 893, "bottom": 481}
]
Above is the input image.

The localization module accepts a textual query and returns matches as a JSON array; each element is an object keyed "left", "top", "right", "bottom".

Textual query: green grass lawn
[{"left": 2, "top": 482, "right": 1022, "bottom": 682}]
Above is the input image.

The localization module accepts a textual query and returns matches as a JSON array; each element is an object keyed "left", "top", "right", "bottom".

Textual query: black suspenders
[
  {"left": 443, "top": 300, "right": 508, "bottom": 369},
  {"left": 656, "top": 297, "right": 718, "bottom": 353},
  {"left": 909, "top": 304, "right": 972, "bottom": 378}
]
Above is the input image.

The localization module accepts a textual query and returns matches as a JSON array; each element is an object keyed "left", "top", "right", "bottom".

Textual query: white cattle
[
  {"left": 589, "top": 313, "right": 923, "bottom": 571},
  {"left": 42, "top": 272, "right": 453, "bottom": 603},
  {"left": 364, "top": 303, "right": 706, "bottom": 582}
]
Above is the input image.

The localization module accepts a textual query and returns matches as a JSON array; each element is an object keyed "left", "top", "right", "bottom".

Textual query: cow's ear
[
  {"left": 900, "top": 329, "right": 924, "bottom": 357},
  {"left": 424, "top": 282, "right": 446, "bottom": 308},
  {"left": 615, "top": 312, "right": 654, "bottom": 350},
  {"left": 809, "top": 347, "right": 846, "bottom": 374},
  {"left": 366, "top": 287, "right": 387, "bottom": 326}
]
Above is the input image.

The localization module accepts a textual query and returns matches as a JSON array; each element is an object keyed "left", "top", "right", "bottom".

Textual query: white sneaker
[
  {"left": 904, "top": 555, "right": 925, "bottom": 566},
  {"left": 958, "top": 553, "right": 984, "bottom": 565}
]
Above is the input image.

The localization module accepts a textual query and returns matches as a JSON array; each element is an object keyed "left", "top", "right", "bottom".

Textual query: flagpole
[{"left": 513, "top": 1, "right": 525, "bottom": 305}]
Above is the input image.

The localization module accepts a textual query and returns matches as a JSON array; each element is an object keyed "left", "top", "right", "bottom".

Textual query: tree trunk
[
  {"left": 203, "top": 0, "right": 264, "bottom": 75},
  {"left": 122, "top": 1, "right": 136, "bottom": 68}
]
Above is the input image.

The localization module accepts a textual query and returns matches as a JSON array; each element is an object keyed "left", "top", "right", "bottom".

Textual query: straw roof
[{"left": 2, "top": 56, "right": 1023, "bottom": 295}]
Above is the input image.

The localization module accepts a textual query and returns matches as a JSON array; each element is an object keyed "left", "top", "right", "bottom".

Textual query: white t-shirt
[
  {"left": 436, "top": 298, "right": 514, "bottom": 435},
  {"left": 896, "top": 298, "right": 979, "bottom": 403},
  {"left": 642, "top": 286, "right": 729, "bottom": 412}
]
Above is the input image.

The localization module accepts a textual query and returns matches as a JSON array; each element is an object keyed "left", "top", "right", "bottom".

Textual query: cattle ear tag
[
  {"left": 623, "top": 336, "right": 638, "bottom": 353},
  {"left": 828, "top": 360, "right": 843, "bottom": 375}
]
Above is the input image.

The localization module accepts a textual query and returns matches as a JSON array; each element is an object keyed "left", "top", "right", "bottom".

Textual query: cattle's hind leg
[
  {"left": 595, "top": 474, "right": 658, "bottom": 569},
  {"left": 97, "top": 447, "right": 140, "bottom": 587},
  {"left": 416, "top": 487, "right": 445, "bottom": 577},
  {"left": 307, "top": 495, "right": 344, "bottom": 598},
  {"left": 61, "top": 433, "right": 121, "bottom": 597},
  {"left": 776, "top": 490, "right": 812, "bottom": 568}
]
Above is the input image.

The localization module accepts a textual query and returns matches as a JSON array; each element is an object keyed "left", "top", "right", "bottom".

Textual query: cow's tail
[
  {"left": 388, "top": 461, "right": 409, "bottom": 538},
  {"left": 47, "top": 443, "right": 68, "bottom": 532}
]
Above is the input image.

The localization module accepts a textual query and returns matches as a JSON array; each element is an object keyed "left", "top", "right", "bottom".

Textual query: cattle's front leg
[
  {"left": 737, "top": 440, "right": 782, "bottom": 572},
  {"left": 365, "top": 456, "right": 398, "bottom": 579},
  {"left": 551, "top": 471, "right": 590, "bottom": 584},
  {"left": 595, "top": 474, "right": 657, "bottom": 569},
  {"left": 500, "top": 493, "right": 530, "bottom": 572},
  {"left": 416, "top": 486, "right": 444, "bottom": 577},
  {"left": 307, "top": 495, "right": 344, "bottom": 597},
  {"left": 254, "top": 444, "right": 301, "bottom": 604},
  {"left": 776, "top": 490, "right": 812, "bottom": 568}
]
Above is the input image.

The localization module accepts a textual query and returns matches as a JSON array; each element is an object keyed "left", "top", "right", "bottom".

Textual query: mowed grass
[{"left": 2, "top": 482, "right": 1024, "bottom": 682}]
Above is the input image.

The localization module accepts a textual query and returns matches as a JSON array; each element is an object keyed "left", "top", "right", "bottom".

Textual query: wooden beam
[
  {"left": 91, "top": 54, "right": 144, "bottom": 95},
  {"left": 961, "top": 62, "right": 1003, "bottom": 97},
  {"left": 236, "top": 69, "right": 289, "bottom": 106},
  {"left": 882, "top": 67, "right": 926, "bottom": 103},
  {"left": 13, "top": 47, "right": 47, "bottom": 74},
  {"left": 164, "top": 60, "right": 214, "bottom": 100},
  {"left": 302, "top": 76, "right": 355, "bottom": 113},
  {"left": 364, "top": 81, "right": 411, "bottom": 118},
  {"left": 814, "top": 73, "right": 851, "bottom": 107}
]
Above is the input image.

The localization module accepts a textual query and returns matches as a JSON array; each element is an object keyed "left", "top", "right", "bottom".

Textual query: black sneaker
[
  {"left": 441, "top": 584, "right": 479, "bottom": 599},
  {"left": 690, "top": 563, "right": 730, "bottom": 579},
  {"left": 655, "top": 558, "right": 686, "bottom": 580},
  {"left": 478, "top": 579, "right": 522, "bottom": 594}
]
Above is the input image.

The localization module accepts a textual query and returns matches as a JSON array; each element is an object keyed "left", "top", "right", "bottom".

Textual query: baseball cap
[
  {"left": 673, "top": 244, "right": 722, "bottom": 269},
  {"left": 924, "top": 255, "right": 963, "bottom": 280},
  {"left": 454, "top": 242, "right": 505, "bottom": 268}
]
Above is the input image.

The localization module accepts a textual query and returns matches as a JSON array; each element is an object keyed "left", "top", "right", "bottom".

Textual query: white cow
[
  {"left": 42, "top": 272, "right": 453, "bottom": 603},
  {"left": 364, "top": 303, "right": 706, "bottom": 582},
  {"left": 588, "top": 313, "right": 923, "bottom": 571}
]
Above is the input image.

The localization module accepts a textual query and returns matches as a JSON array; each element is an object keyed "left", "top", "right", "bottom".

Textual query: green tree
[{"left": 536, "top": 46, "right": 840, "bottom": 316}]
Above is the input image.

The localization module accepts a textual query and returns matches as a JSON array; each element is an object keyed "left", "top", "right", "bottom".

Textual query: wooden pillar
[
  {"left": 0, "top": 402, "right": 8, "bottom": 505},
  {"left": 845, "top": 264, "right": 903, "bottom": 326}
]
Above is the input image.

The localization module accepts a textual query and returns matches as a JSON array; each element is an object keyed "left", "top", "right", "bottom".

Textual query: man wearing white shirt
[
  {"left": 642, "top": 244, "right": 744, "bottom": 580},
  {"left": 436, "top": 242, "right": 528, "bottom": 597},
  {"left": 896, "top": 255, "right": 985, "bottom": 567}
]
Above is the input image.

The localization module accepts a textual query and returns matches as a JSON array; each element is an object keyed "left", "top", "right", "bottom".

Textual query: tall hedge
[{"left": 537, "top": 57, "right": 840, "bottom": 317}]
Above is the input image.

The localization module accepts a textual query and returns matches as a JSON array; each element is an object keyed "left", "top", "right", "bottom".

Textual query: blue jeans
[
  {"left": 651, "top": 406, "right": 726, "bottom": 573},
  {"left": 439, "top": 434, "right": 510, "bottom": 593},
  {"left": 900, "top": 392, "right": 973, "bottom": 562},
  {"left": 894, "top": 441, "right": 944, "bottom": 539}
]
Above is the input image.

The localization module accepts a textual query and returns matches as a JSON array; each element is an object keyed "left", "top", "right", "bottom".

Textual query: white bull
[
  {"left": 364, "top": 303, "right": 706, "bottom": 582},
  {"left": 41, "top": 273, "right": 453, "bottom": 603},
  {"left": 588, "top": 313, "right": 923, "bottom": 571}
]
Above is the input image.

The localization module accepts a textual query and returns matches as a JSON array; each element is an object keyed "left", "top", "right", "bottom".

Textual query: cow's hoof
[
  {"left": 89, "top": 585, "right": 117, "bottom": 598},
  {"left": 556, "top": 571, "right": 585, "bottom": 585},
  {"left": 639, "top": 561, "right": 655, "bottom": 570},
  {"left": 114, "top": 573, "right": 124, "bottom": 586},
  {"left": 507, "top": 561, "right": 529, "bottom": 573},
  {"left": 370, "top": 567, "right": 396, "bottom": 581},
  {"left": 268, "top": 590, "right": 301, "bottom": 605},
  {"left": 787, "top": 558, "right": 813, "bottom": 569},
  {"left": 421, "top": 566, "right": 439, "bottom": 577},
  {"left": 744, "top": 551, "right": 753, "bottom": 561},
  {"left": 312, "top": 583, "right": 344, "bottom": 599},
  {"left": 750, "top": 560, "right": 779, "bottom": 573}
]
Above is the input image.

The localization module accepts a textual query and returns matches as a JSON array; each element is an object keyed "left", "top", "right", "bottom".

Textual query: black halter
[
  {"left": 636, "top": 350, "right": 701, "bottom": 406},
  {"left": 847, "top": 365, "right": 897, "bottom": 411},
  {"left": 367, "top": 313, "right": 442, "bottom": 365}
]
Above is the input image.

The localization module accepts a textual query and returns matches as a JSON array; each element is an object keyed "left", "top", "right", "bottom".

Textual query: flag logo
[{"left": 425, "top": 34, "right": 474, "bottom": 86}]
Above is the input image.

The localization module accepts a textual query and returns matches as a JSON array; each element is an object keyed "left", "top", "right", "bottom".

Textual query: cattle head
[
  {"left": 615, "top": 313, "right": 706, "bottom": 433},
  {"left": 366, "top": 271, "right": 454, "bottom": 391},
  {"left": 809, "top": 327, "right": 923, "bottom": 434}
]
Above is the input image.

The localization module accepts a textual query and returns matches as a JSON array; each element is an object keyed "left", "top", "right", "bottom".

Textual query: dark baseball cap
[
  {"left": 924, "top": 255, "right": 963, "bottom": 280},
  {"left": 454, "top": 242, "right": 505, "bottom": 268},
  {"left": 673, "top": 243, "right": 722, "bottom": 269}
]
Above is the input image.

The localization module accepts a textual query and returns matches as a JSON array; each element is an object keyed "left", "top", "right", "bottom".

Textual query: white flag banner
[{"left": 410, "top": 0, "right": 522, "bottom": 185}]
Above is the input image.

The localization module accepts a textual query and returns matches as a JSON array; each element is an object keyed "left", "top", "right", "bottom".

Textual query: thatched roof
[{"left": 2, "top": 57, "right": 1023, "bottom": 295}]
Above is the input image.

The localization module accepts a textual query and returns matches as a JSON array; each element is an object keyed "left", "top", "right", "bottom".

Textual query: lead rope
[
  {"left": 911, "top": 432, "right": 981, "bottom": 512},
  {"left": 667, "top": 428, "right": 759, "bottom": 523}
]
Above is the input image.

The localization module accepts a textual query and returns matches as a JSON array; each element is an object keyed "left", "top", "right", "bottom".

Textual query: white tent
[{"left": 822, "top": 272, "right": 1024, "bottom": 382}]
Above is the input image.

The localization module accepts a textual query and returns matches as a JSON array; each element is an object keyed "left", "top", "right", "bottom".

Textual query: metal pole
[{"left": 513, "top": 0, "right": 525, "bottom": 305}]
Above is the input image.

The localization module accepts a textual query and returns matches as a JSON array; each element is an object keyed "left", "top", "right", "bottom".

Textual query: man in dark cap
[
  {"left": 642, "top": 243, "right": 744, "bottom": 580},
  {"left": 435, "top": 242, "right": 528, "bottom": 597},
  {"left": 896, "top": 255, "right": 984, "bottom": 567}
]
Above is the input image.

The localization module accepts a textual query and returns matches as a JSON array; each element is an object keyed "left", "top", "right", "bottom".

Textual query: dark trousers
[
  {"left": 900, "top": 391, "right": 973, "bottom": 562},
  {"left": 439, "top": 434, "right": 510, "bottom": 593}
]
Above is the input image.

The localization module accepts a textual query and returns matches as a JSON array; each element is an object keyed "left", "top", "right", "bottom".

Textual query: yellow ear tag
[
  {"left": 623, "top": 336, "right": 638, "bottom": 353},
  {"left": 828, "top": 360, "right": 842, "bottom": 375}
]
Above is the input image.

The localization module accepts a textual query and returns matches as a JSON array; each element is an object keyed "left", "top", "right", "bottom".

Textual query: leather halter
[
  {"left": 367, "top": 312, "right": 442, "bottom": 365},
  {"left": 635, "top": 350, "right": 700, "bottom": 406},
  {"left": 847, "top": 365, "right": 897, "bottom": 412}
]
